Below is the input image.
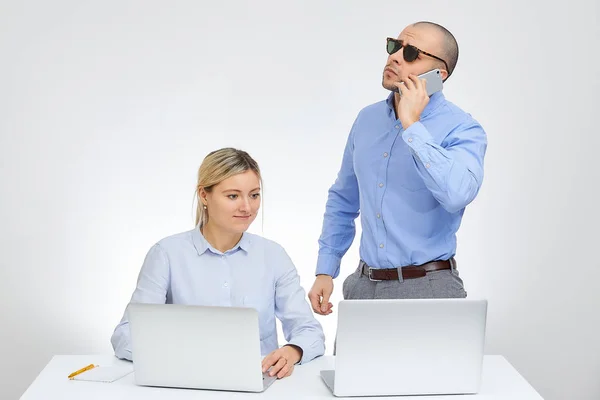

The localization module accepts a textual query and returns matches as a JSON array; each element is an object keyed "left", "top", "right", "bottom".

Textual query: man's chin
[{"left": 382, "top": 81, "right": 397, "bottom": 92}]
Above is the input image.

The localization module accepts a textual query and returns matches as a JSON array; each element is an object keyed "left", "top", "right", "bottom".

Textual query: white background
[{"left": 1, "top": 1, "right": 598, "bottom": 399}]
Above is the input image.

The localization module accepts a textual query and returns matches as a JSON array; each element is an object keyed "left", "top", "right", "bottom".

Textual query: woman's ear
[{"left": 198, "top": 187, "right": 208, "bottom": 206}]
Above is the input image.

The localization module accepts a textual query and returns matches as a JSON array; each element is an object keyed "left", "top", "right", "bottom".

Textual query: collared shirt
[
  {"left": 316, "top": 91, "right": 487, "bottom": 278},
  {"left": 111, "top": 227, "right": 325, "bottom": 364}
]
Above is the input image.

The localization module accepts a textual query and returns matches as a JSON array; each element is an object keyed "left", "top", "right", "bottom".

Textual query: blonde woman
[{"left": 111, "top": 148, "right": 325, "bottom": 379}]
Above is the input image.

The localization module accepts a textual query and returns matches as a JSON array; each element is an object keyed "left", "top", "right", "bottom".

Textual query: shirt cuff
[
  {"left": 402, "top": 121, "right": 433, "bottom": 161},
  {"left": 315, "top": 253, "right": 342, "bottom": 278},
  {"left": 115, "top": 347, "right": 132, "bottom": 361},
  {"left": 287, "top": 338, "right": 325, "bottom": 365}
]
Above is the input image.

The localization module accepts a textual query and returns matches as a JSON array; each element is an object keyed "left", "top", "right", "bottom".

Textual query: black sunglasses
[{"left": 386, "top": 37, "right": 449, "bottom": 73}]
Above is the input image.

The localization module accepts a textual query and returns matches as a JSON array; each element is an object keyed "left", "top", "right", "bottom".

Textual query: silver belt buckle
[{"left": 368, "top": 267, "right": 382, "bottom": 282}]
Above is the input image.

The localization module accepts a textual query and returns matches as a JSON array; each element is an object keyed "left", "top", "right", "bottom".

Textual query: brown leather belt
[{"left": 360, "top": 258, "right": 455, "bottom": 281}]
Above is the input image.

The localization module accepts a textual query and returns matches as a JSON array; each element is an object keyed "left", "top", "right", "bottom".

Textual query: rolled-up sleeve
[
  {"left": 273, "top": 245, "right": 325, "bottom": 364},
  {"left": 110, "top": 243, "right": 170, "bottom": 361}
]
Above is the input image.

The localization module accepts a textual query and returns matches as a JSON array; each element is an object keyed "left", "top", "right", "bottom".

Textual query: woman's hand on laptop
[{"left": 261, "top": 345, "right": 302, "bottom": 379}]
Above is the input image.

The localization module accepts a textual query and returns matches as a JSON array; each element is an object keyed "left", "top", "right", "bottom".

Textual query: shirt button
[
  {"left": 383, "top": 152, "right": 388, "bottom": 158},
  {"left": 408, "top": 138, "right": 413, "bottom": 143},
  {"left": 223, "top": 282, "right": 228, "bottom": 287},
  {"left": 379, "top": 183, "right": 384, "bottom": 188},
  {"left": 425, "top": 163, "right": 431, "bottom": 168},
  {"left": 379, "top": 244, "right": 384, "bottom": 248},
  {"left": 376, "top": 213, "right": 381, "bottom": 218},
  {"left": 395, "top": 125, "right": 399, "bottom": 129}
]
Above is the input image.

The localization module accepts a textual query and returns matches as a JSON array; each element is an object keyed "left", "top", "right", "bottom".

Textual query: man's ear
[{"left": 440, "top": 69, "right": 449, "bottom": 82}]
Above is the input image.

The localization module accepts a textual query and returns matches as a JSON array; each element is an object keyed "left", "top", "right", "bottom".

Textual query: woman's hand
[{"left": 261, "top": 345, "right": 303, "bottom": 379}]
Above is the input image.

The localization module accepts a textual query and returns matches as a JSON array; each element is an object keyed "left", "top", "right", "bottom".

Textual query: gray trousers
[
  {"left": 342, "top": 261, "right": 468, "bottom": 300},
  {"left": 333, "top": 260, "right": 467, "bottom": 354}
]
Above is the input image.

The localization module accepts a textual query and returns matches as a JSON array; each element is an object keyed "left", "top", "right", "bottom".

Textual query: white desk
[{"left": 20, "top": 355, "right": 543, "bottom": 399}]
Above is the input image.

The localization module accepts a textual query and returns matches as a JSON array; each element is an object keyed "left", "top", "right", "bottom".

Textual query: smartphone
[{"left": 396, "top": 68, "right": 443, "bottom": 96}]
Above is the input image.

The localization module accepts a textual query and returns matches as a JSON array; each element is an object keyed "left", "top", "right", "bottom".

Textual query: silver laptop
[
  {"left": 321, "top": 298, "right": 487, "bottom": 397},
  {"left": 127, "top": 303, "right": 277, "bottom": 392}
]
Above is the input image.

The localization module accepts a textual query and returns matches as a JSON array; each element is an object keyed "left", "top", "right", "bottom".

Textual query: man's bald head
[{"left": 413, "top": 21, "right": 459, "bottom": 79}]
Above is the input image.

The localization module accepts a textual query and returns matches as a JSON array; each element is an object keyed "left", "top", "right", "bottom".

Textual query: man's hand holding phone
[{"left": 394, "top": 74, "right": 430, "bottom": 129}]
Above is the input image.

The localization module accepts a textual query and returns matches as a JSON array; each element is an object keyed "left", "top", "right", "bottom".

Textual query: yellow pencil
[{"left": 68, "top": 363, "right": 97, "bottom": 379}]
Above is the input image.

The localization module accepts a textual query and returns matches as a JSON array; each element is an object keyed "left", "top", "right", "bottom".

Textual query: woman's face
[{"left": 201, "top": 170, "right": 261, "bottom": 235}]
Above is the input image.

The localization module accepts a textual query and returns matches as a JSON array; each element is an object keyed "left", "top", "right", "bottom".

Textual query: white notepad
[{"left": 72, "top": 364, "right": 133, "bottom": 383}]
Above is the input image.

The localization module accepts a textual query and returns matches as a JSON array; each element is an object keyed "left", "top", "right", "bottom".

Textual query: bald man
[{"left": 309, "top": 21, "right": 487, "bottom": 315}]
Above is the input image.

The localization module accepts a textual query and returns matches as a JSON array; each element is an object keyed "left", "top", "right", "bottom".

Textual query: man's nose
[{"left": 390, "top": 48, "right": 404, "bottom": 65}]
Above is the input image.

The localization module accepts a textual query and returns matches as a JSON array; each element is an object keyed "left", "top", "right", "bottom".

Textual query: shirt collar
[
  {"left": 385, "top": 90, "right": 445, "bottom": 120},
  {"left": 191, "top": 225, "right": 252, "bottom": 256}
]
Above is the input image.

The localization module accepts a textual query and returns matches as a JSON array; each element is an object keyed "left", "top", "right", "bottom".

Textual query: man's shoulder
[
  {"left": 358, "top": 98, "right": 389, "bottom": 116},
  {"left": 348, "top": 98, "right": 390, "bottom": 129}
]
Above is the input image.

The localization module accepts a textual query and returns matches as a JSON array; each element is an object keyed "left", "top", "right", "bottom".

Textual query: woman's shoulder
[
  {"left": 152, "top": 228, "right": 198, "bottom": 251},
  {"left": 243, "top": 232, "right": 287, "bottom": 254}
]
